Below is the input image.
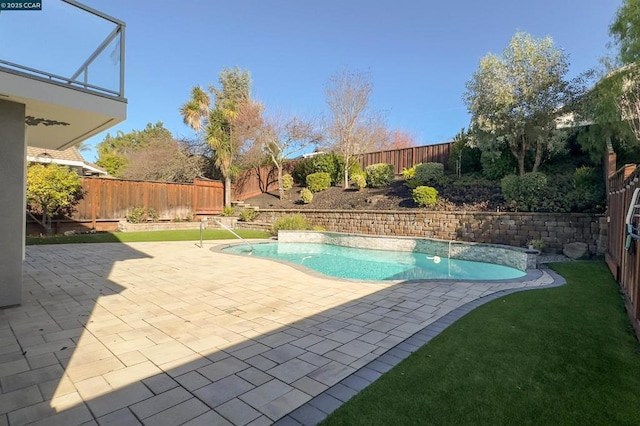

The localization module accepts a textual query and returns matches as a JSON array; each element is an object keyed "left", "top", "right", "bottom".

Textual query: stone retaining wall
[{"left": 256, "top": 210, "right": 607, "bottom": 255}]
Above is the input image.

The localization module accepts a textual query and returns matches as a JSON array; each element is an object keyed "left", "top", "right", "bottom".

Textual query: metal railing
[
  {"left": 0, "top": 0, "right": 125, "bottom": 99},
  {"left": 199, "top": 218, "right": 254, "bottom": 253}
]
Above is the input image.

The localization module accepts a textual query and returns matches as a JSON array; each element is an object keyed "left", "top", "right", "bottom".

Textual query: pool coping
[
  {"left": 273, "top": 265, "right": 567, "bottom": 425},
  {"left": 214, "top": 241, "right": 541, "bottom": 285}
]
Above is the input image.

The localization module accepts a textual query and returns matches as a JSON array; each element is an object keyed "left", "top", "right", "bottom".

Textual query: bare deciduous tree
[
  {"left": 387, "top": 129, "right": 418, "bottom": 150},
  {"left": 261, "top": 114, "right": 320, "bottom": 199},
  {"left": 120, "top": 137, "right": 207, "bottom": 183},
  {"left": 326, "top": 69, "right": 383, "bottom": 188}
]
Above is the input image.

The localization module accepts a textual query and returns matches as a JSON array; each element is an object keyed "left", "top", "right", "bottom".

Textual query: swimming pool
[{"left": 222, "top": 242, "right": 527, "bottom": 281}]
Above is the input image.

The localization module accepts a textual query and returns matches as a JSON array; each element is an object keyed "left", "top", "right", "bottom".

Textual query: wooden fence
[
  {"left": 74, "top": 177, "right": 224, "bottom": 226},
  {"left": 358, "top": 142, "right": 453, "bottom": 174},
  {"left": 233, "top": 163, "right": 295, "bottom": 201},
  {"left": 606, "top": 163, "right": 640, "bottom": 339}
]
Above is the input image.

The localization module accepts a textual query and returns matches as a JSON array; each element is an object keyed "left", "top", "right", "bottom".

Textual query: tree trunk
[
  {"left": 343, "top": 155, "right": 350, "bottom": 189},
  {"left": 509, "top": 143, "right": 526, "bottom": 176},
  {"left": 532, "top": 137, "right": 544, "bottom": 173},
  {"left": 42, "top": 212, "right": 52, "bottom": 235},
  {"left": 224, "top": 176, "right": 232, "bottom": 207},
  {"left": 510, "top": 136, "right": 527, "bottom": 176},
  {"left": 277, "top": 164, "right": 284, "bottom": 200}
]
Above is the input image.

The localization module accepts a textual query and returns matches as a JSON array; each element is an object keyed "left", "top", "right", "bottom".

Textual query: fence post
[
  {"left": 91, "top": 179, "right": 97, "bottom": 229},
  {"left": 193, "top": 180, "right": 199, "bottom": 218}
]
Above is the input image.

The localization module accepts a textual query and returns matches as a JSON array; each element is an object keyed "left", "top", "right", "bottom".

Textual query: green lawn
[
  {"left": 26, "top": 229, "right": 270, "bottom": 245},
  {"left": 323, "top": 262, "right": 640, "bottom": 425}
]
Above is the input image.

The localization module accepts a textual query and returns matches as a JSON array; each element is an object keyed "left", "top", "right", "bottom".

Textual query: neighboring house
[{"left": 26, "top": 146, "right": 107, "bottom": 177}]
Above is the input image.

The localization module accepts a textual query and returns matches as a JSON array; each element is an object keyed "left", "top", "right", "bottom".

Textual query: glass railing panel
[{"left": 0, "top": 0, "right": 124, "bottom": 98}]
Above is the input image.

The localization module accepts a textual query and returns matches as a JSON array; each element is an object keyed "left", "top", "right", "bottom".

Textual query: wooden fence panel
[
  {"left": 73, "top": 177, "right": 224, "bottom": 222},
  {"left": 194, "top": 179, "right": 224, "bottom": 215},
  {"left": 607, "top": 164, "right": 640, "bottom": 338},
  {"left": 358, "top": 142, "right": 453, "bottom": 174}
]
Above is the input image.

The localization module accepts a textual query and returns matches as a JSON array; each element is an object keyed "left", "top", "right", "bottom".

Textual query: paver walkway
[{"left": 0, "top": 241, "right": 563, "bottom": 425}]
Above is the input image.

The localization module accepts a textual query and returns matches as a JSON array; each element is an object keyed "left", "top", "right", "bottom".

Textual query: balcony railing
[{"left": 0, "top": 0, "right": 125, "bottom": 99}]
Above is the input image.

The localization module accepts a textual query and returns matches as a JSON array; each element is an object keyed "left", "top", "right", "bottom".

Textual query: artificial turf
[
  {"left": 26, "top": 229, "right": 270, "bottom": 245},
  {"left": 322, "top": 261, "right": 640, "bottom": 425}
]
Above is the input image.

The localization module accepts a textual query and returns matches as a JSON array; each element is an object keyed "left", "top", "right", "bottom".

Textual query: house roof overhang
[{"left": 0, "top": 67, "right": 127, "bottom": 150}]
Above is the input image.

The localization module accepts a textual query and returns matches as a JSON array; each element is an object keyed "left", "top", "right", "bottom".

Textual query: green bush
[
  {"left": 221, "top": 206, "right": 236, "bottom": 217},
  {"left": 365, "top": 163, "right": 395, "bottom": 187},
  {"left": 271, "top": 214, "right": 310, "bottom": 235},
  {"left": 293, "top": 153, "right": 362, "bottom": 186},
  {"left": 127, "top": 207, "right": 147, "bottom": 224},
  {"left": 414, "top": 162, "right": 444, "bottom": 185},
  {"left": 306, "top": 172, "right": 331, "bottom": 192},
  {"left": 481, "top": 150, "right": 517, "bottom": 180},
  {"left": 448, "top": 137, "right": 482, "bottom": 173},
  {"left": 571, "top": 166, "right": 606, "bottom": 212},
  {"left": 292, "top": 157, "right": 316, "bottom": 184},
  {"left": 238, "top": 208, "right": 259, "bottom": 222},
  {"left": 300, "top": 188, "right": 313, "bottom": 204},
  {"left": 501, "top": 172, "right": 548, "bottom": 211},
  {"left": 128, "top": 207, "right": 159, "bottom": 223},
  {"left": 352, "top": 172, "right": 367, "bottom": 190},
  {"left": 412, "top": 186, "right": 438, "bottom": 207},
  {"left": 281, "top": 173, "right": 294, "bottom": 192},
  {"left": 402, "top": 164, "right": 420, "bottom": 180},
  {"left": 309, "top": 153, "right": 337, "bottom": 182},
  {"left": 147, "top": 208, "right": 159, "bottom": 222}
]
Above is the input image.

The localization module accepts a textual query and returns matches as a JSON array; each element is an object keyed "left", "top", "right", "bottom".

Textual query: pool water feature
[{"left": 223, "top": 242, "right": 526, "bottom": 281}]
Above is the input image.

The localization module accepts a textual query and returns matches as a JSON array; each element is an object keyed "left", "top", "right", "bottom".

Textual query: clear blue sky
[{"left": 13, "top": 0, "right": 626, "bottom": 161}]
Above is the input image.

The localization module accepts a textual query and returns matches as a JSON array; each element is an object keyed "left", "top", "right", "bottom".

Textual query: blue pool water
[{"left": 223, "top": 242, "right": 526, "bottom": 281}]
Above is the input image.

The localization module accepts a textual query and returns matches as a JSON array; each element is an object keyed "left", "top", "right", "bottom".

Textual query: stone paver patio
[{"left": 0, "top": 241, "right": 564, "bottom": 425}]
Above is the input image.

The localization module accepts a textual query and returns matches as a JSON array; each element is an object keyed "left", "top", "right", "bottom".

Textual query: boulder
[
  {"left": 63, "top": 230, "right": 77, "bottom": 237},
  {"left": 563, "top": 242, "right": 588, "bottom": 259}
]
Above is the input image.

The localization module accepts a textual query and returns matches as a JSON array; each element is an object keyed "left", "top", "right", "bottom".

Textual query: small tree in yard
[
  {"left": 465, "top": 32, "right": 580, "bottom": 175},
  {"left": 261, "top": 115, "right": 320, "bottom": 199},
  {"left": 26, "top": 164, "right": 84, "bottom": 235},
  {"left": 326, "top": 69, "right": 386, "bottom": 188}
]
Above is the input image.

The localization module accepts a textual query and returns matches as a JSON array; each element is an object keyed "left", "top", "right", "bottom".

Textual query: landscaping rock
[
  {"left": 63, "top": 230, "right": 77, "bottom": 236},
  {"left": 563, "top": 242, "right": 588, "bottom": 259}
]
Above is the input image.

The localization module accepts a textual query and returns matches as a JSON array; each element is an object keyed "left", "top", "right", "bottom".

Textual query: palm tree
[{"left": 180, "top": 68, "right": 254, "bottom": 207}]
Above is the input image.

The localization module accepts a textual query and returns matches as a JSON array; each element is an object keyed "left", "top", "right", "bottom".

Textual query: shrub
[
  {"left": 300, "top": 188, "right": 313, "bottom": 204},
  {"left": 310, "top": 153, "right": 339, "bottom": 183},
  {"left": 402, "top": 164, "right": 420, "bottom": 180},
  {"left": 412, "top": 186, "right": 438, "bottom": 207},
  {"left": 128, "top": 207, "right": 159, "bottom": 223},
  {"left": 481, "top": 150, "right": 517, "bottom": 180},
  {"left": 527, "top": 239, "right": 546, "bottom": 252},
  {"left": 127, "top": 207, "right": 147, "bottom": 224},
  {"left": 352, "top": 172, "right": 367, "bottom": 190},
  {"left": 238, "top": 208, "right": 259, "bottom": 222},
  {"left": 281, "top": 173, "right": 294, "bottom": 192},
  {"left": 292, "top": 157, "right": 316, "bottom": 184},
  {"left": 447, "top": 137, "right": 482, "bottom": 174},
  {"left": 306, "top": 172, "right": 331, "bottom": 192},
  {"left": 271, "top": 214, "right": 310, "bottom": 235},
  {"left": 501, "top": 172, "right": 548, "bottom": 211},
  {"left": 221, "top": 206, "right": 236, "bottom": 217},
  {"left": 414, "top": 162, "right": 444, "bottom": 185},
  {"left": 147, "top": 208, "right": 159, "bottom": 222},
  {"left": 365, "top": 163, "right": 395, "bottom": 187},
  {"left": 570, "top": 166, "right": 605, "bottom": 212}
]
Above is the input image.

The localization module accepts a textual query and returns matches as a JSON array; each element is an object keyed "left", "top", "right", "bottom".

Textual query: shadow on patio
[{"left": 0, "top": 241, "right": 557, "bottom": 425}]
